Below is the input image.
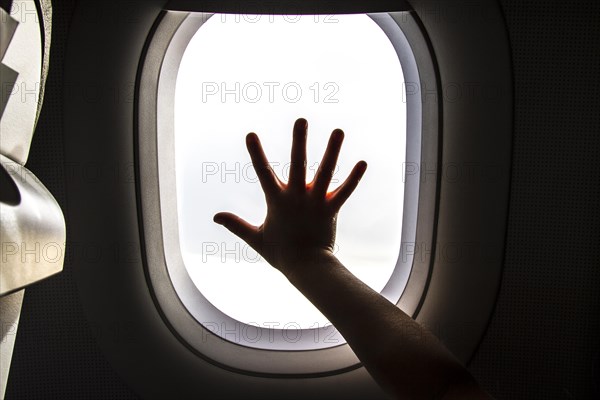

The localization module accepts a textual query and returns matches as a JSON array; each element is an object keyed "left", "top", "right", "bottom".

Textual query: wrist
[{"left": 281, "top": 247, "right": 339, "bottom": 283}]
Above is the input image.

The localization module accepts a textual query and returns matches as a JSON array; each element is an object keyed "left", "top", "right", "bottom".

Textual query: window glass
[{"left": 174, "top": 13, "right": 406, "bottom": 328}]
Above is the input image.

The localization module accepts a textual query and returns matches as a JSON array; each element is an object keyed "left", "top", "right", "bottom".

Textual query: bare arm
[
  {"left": 285, "top": 249, "right": 488, "bottom": 399},
  {"left": 214, "top": 118, "right": 491, "bottom": 399}
]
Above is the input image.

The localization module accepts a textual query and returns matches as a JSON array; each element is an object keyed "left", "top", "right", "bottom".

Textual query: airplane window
[{"left": 174, "top": 14, "right": 407, "bottom": 329}]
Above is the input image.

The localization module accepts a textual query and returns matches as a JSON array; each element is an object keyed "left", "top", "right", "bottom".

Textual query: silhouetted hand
[{"left": 213, "top": 118, "right": 367, "bottom": 278}]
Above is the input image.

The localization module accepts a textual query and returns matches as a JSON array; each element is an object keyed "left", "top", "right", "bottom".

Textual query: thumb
[{"left": 214, "top": 212, "right": 260, "bottom": 248}]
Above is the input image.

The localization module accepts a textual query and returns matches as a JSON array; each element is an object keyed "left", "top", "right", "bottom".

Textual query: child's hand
[{"left": 213, "top": 118, "right": 367, "bottom": 278}]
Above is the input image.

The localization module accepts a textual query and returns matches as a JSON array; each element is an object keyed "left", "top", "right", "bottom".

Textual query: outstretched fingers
[
  {"left": 328, "top": 161, "right": 368, "bottom": 211},
  {"left": 214, "top": 212, "right": 261, "bottom": 250},
  {"left": 246, "top": 133, "right": 281, "bottom": 198},
  {"left": 288, "top": 118, "right": 308, "bottom": 191},
  {"left": 312, "top": 129, "right": 344, "bottom": 197}
]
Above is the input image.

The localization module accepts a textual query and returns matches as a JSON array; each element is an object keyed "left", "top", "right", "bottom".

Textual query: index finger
[{"left": 246, "top": 133, "right": 281, "bottom": 197}]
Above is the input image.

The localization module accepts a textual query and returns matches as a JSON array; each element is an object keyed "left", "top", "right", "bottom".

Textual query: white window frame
[{"left": 137, "top": 10, "right": 439, "bottom": 376}]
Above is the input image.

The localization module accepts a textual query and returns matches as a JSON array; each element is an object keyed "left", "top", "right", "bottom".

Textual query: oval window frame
[{"left": 137, "top": 10, "right": 439, "bottom": 376}]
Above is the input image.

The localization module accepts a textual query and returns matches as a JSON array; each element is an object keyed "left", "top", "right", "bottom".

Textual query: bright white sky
[{"left": 174, "top": 13, "right": 406, "bottom": 328}]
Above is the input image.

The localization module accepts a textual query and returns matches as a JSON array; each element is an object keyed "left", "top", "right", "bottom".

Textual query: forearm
[
  {"left": 285, "top": 250, "right": 484, "bottom": 399},
  {"left": 216, "top": 121, "right": 491, "bottom": 398}
]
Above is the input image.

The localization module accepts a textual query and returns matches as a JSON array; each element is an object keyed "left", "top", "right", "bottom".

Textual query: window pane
[{"left": 174, "top": 13, "right": 406, "bottom": 328}]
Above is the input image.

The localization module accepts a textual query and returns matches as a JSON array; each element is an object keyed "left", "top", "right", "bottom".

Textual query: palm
[{"left": 214, "top": 118, "right": 367, "bottom": 276}]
